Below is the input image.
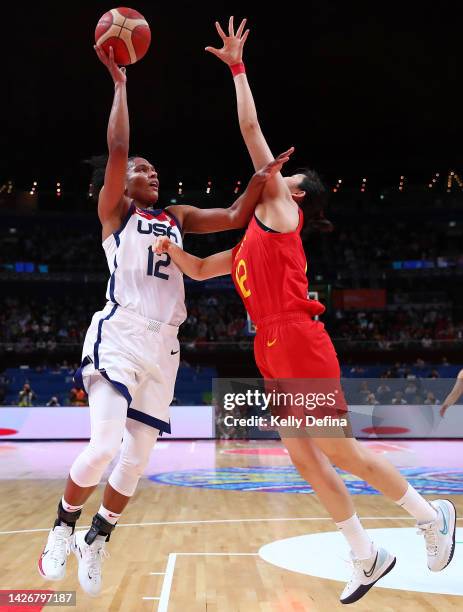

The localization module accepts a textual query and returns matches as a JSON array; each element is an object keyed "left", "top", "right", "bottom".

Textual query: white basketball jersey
[{"left": 102, "top": 202, "right": 186, "bottom": 325}]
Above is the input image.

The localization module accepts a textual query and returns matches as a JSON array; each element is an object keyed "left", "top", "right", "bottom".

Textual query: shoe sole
[
  {"left": 431, "top": 499, "right": 457, "bottom": 572},
  {"left": 340, "top": 557, "right": 396, "bottom": 605}
]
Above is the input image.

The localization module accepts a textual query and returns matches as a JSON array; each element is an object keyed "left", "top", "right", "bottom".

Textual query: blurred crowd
[
  {"left": 331, "top": 308, "right": 463, "bottom": 347},
  {"left": 1, "top": 294, "right": 462, "bottom": 352},
  {"left": 1, "top": 218, "right": 461, "bottom": 275}
]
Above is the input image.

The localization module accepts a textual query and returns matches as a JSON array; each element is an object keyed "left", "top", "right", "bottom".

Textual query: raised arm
[
  {"left": 153, "top": 237, "right": 233, "bottom": 280},
  {"left": 440, "top": 369, "right": 463, "bottom": 417},
  {"left": 167, "top": 150, "right": 293, "bottom": 234},
  {"left": 206, "top": 17, "right": 290, "bottom": 200},
  {"left": 94, "top": 45, "right": 131, "bottom": 239}
]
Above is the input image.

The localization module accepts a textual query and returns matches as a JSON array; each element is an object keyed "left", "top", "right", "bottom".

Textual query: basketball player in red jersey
[{"left": 153, "top": 17, "right": 457, "bottom": 605}]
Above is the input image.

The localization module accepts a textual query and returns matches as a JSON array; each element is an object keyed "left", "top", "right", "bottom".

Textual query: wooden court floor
[{"left": 0, "top": 442, "right": 462, "bottom": 611}]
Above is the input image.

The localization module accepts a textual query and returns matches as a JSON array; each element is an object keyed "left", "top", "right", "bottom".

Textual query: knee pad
[{"left": 70, "top": 419, "right": 124, "bottom": 488}]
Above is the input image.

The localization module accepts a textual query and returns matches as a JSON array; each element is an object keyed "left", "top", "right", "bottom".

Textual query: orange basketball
[{"left": 95, "top": 7, "right": 151, "bottom": 66}]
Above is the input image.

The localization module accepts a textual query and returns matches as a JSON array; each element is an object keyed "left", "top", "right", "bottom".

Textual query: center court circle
[{"left": 259, "top": 528, "right": 463, "bottom": 596}]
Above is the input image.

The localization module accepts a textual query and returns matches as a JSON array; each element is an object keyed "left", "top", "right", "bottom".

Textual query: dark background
[{"left": 2, "top": 1, "right": 462, "bottom": 191}]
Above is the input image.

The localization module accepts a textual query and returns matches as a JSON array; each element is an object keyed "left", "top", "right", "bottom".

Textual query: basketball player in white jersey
[{"left": 37, "top": 45, "right": 292, "bottom": 596}]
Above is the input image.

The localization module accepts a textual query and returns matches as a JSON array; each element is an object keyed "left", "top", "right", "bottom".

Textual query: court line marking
[
  {"left": 142, "top": 597, "right": 160, "bottom": 600},
  {"left": 1, "top": 516, "right": 462, "bottom": 537},
  {"left": 157, "top": 553, "right": 176, "bottom": 612},
  {"left": 149, "top": 572, "right": 166, "bottom": 575},
  {"left": 156, "top": 552, "right": 259, "bottom": 611}
]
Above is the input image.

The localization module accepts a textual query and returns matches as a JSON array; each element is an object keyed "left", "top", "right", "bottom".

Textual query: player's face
[
  {"left": 284, "top": 173, "right": 306, "bottom": 202},
  {"left": 284, "top": 173, "right": 305, "bottom": 192},
  {"left": 126, "top": 158, "right": 159, "bottom": 205}
]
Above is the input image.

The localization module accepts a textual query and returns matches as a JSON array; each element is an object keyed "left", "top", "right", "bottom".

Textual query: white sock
[
  {"left": 395, "top": 484, "right": 437, "bottom": 523},
  {"left": 336, "top": 514, "right": 373, "bottom": 560},
  {"left": 98, "top": 504, "right": 121, "bottom": 525},
  {"left": 61, "top": 496, "right": 83, "bottom": 513}
]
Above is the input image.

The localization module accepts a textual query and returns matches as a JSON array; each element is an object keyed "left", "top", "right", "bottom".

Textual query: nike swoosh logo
[
  {"left": 171, "top": 350, "right": 179, "bottom": 355},
  {"left": 439, "top": 506, "right": 449, "bottom": 535},
  {"left": 108, "top": 514, "right": 119, "bottom": 518},
  {"left": 363, "top": 552, "right": 378, "bottom": 578},
  {"left": 41, "top": 550, "right": 49, "bottom": 558},
  {"left": 266, "top": 339, "right": 277, "bottom": 347}
]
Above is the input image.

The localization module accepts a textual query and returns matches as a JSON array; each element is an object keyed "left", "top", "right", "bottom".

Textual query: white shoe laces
[
  {"left": 83, "top": 541, "right": 110, "bottom": 578},
  {"left": 50, "top": 527, "right": 72, "bottom": 564},
  {"left": 417, "top": 522, "right": 438, "bottom": 556}
]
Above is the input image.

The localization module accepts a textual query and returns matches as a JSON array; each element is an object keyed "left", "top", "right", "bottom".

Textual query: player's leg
[
  {"left": 281, "top": 434, "right": 395, "bottom": 604},
  {"left": 38, "top": 375, "right": 127, "bottom": 581},
  {"left": 313, "top": 436, "right": 456, "bottom": 573},
  {"left": 72, "top": 418, "right": 159, "bottom": 596}
]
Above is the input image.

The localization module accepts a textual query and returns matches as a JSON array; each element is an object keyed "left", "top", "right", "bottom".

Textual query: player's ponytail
[
  {"left": 297, "top": 169, "right": 333, "bottom": 233},
  {"left": 84, "top": 155, "right": 108, "bottom": 202},
  {"left": 84, "top": 155, "right": 139, "bottom": 202}
]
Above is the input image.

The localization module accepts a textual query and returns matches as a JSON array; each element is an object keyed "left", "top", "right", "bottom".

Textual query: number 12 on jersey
[{"left": 147, "top": 247, "right": 171, "bottom": 280}]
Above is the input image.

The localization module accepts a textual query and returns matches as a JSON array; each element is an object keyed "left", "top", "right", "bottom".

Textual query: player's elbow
[
  {"left": 190, "top": 261, "right": 206, "bottom": 281},
  {"left": 239, "top": 119, "right": 260, "bottom": 135}
]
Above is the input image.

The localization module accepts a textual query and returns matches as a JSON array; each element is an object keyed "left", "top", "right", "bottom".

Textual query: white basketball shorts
[{"left": 74, "top": 302, "right": 180, "bottom": 433}]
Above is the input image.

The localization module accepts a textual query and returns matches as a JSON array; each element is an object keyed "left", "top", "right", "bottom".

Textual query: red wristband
[{"left": 230, "top": 62, "right": 246, "bottom": 77}]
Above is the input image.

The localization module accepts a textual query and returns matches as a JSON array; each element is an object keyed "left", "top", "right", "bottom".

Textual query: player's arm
[
  {"left": 94, "top": 46, "right": 131, "bottom": 233},
  {"left": 440, "top": 369, "right": 463, "bottom": 417},
  {"left": 206, "top": 17, "right": 291, "bottom": 201},
  {"left": 167, "top": 150, "right": 292, "bottom": 233},
  {"left": 153, "top": 237, "right": 232, "bottom": 280}
]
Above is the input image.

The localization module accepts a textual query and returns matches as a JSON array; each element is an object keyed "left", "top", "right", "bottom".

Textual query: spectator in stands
[
  {"left": 424, "top": 391, "right": 439, "bottom": 405},
  {"left": 47, "top": 396, "right": 61, "bottom": 407},
  {"left": 404, "top": 381, "right": 419, "bottom": 402},
  {"left": 366, "top": 393, "right": 379, "bottom": 405},
  {"left": 392, "top": 391, "right": 407, "bottom": 405},
  {"left": 428, "top": 369, "right": 440, "bottom": 379},
  {"left": 375, "top": 383, "right": 392, "bottom": 404},
  {"left": 69, "top": 386, "right": 87, "bottom": 407},
  {"left": 0, "top": 371, "right": 9, "bottom": 405},
  {"left": 357, "top": 381, "right": 371, "bottom": 403},
  {"left": 18, "top": 383, "right": 36, "bottom": 407}
]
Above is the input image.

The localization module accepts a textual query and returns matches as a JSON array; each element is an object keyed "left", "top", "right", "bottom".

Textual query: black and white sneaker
[
  {"left": 72, "top": 530, "right": 108, "bottom": 597},
  {"left": 340, "top": 545, "right": 396, "bottom": 605}
]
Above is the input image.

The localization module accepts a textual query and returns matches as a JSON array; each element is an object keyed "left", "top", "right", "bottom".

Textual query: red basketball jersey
[{"left": 231, "top": 210, "right": 325, "bottom": 325}]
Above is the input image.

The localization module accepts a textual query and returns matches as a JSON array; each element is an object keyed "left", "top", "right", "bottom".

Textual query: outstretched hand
[
  {"left": 205, "top": 16, "right": 249, "bottom": 66},
  {"left": 94, "top": 45, "right": 127, "bottom": 84},
  {"left": 254, "top": 148, "right": 295, "bottom": 182},
  {"left": 439, "top": 404, "right": 449, "bottom": 418}
]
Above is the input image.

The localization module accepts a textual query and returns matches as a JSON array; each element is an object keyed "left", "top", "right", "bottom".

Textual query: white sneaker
[
  {"left": 38, "top": 524, "right": 73, "bottom": 581},
  {"left": 340, "top": 546, "right": 396, "bottom": 605},
  {"left": 417, "top": 499, "right": 456, "bottom": 571},
  {"left": 72, "top": 530, "right": 109, "bottom": 597}
]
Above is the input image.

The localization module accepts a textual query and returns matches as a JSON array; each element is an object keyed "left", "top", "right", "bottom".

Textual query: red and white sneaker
[{"left": 38, "top": 524, "right": 73, "bottom": 581}]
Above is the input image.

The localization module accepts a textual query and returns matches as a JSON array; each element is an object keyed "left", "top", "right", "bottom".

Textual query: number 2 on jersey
[
  {"left": 235, "top": 258, "right": 251, "bottom": 298},
  {"left": 147, "top": 246, "right": 171, "bottom": 280}
]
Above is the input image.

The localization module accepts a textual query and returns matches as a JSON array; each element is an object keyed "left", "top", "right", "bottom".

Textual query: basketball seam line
[{"left": 118, "top": 17, "right": 127, "bottom": 39}]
